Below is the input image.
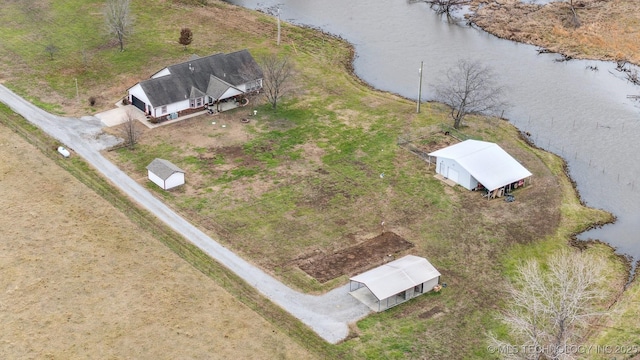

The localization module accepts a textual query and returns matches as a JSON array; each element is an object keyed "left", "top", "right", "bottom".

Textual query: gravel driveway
[{"left": 0, "top": 84, "right": 371, "bottom": 344}]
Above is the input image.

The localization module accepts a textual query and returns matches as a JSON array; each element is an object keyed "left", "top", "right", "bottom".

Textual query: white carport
[
  {"left": 349, "top": 255, "right": 441, "bottom": 312},
  {"left": 428, "top": 140, "right": 532, "bottom": 197},
  {"left": 146, "top": 158, "right": 185, "bottom": 190}
]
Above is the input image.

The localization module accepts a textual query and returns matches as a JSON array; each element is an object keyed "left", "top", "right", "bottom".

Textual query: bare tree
[
  {"left": 489, "top": 250, "right": 609, "bottom": 360},
  {"left": 104, "top": 0, "right": 134, "bottom": 52},
  {"left": 179, "top": 28, "right": 193, "bottom": 51},
  {"left": 433, "top": 58, "right": 508, "bottom": 129},
  {"left": 421, "top": 0, "right": 470, "bottom": 19},
  {"left": 566, "top": 0, "right": 581, "bottom": 28},
  {"left": 120, "top": 109, "right": 141, "bottom": 149},
  {"left": 259, "top": 53, "right": 293, "bottom": 110}
]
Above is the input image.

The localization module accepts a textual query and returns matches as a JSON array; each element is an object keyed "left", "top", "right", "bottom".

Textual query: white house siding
[
  {"left": 148, "top": 171, "right": 166, "bottom": 189},
  {"left": 148, "top": 170, "right": 184, "bottom": 190},
  {"left": 151, "top": 68, "right": 171, "bottom": 78},
  {"left": 236, "top": 79, "right": 262, "bottom": 93},
  {"left": 154, "top": 99, "right": 190, "bottom": 118},
  {"left": 128, "top": 84, "right": 151, "bottom": 106},
  {"left": 164, "top": 172, "right": 185, "bottom": 190},
  {"left": 220, "top": 87, "right": 243, "bottom": 100},
  {"left": 437, "top": 159, "right": 474, "bottom": 190}
]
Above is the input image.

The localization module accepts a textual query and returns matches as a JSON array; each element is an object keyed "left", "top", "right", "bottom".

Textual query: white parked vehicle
[{"left": 57, "top": 146, "right": 70, "bottom": 158}]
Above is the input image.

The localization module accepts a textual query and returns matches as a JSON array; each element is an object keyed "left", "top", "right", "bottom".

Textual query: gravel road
[{"left": 0, "top": 84, "right": 371, "bottom": 344}]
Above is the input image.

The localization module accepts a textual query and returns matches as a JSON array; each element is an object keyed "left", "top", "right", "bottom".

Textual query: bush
[{"left": 88, "top": 96, "right": 97, "bottom": 107}]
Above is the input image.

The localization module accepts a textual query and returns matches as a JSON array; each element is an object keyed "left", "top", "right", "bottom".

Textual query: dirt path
[{"left": 0, "top": 84, "right": 371, "bottom": 344}]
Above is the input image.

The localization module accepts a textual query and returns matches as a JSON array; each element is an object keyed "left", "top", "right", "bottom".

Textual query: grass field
[
  {"left": 1, "top": 0, "right": 638, "bottom": 358},
  {"left": 0, "top": 105, "right": 317, "bottom": 359}
]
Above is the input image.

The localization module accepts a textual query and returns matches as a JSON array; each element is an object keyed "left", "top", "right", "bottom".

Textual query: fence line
[{"left": 522, "top": 132, "right": 636, "bottom": 193}]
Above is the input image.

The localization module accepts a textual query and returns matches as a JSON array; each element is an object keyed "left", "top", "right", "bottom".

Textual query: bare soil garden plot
[{"left": 297, "top": 231, "right": 415, "bottom": 283}]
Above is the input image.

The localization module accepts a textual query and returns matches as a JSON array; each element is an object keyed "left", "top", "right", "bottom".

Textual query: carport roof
[
  {"left": 350, "top": 255, "right": 440, "bottom": 301},
  {"left": 428, "top": 139, "right": 532, "bottom": 191}
]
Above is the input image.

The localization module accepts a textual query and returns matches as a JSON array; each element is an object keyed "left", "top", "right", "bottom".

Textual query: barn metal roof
[
  {"left": 146, "top": 158, "right": 185, "bottom": 180},
  {"left": 350, "top": 255, "right": 441, "bottom": 301},
  {"left": 428, "top": 139, "right": 532, "bottom": 191}
]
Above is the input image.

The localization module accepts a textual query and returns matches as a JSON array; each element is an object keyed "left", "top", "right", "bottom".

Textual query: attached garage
[
  {"left": 131, "top": 95, "right": 146, "bottom": 113},
  {"left": 349, "top": 255, "right": 441, "bottom": 312},
  {"left": 146, "top": 158, "right": 185, "bottom": 190},
  {"left": 428, "top": 140, "right": 532, "bottom": 197}
]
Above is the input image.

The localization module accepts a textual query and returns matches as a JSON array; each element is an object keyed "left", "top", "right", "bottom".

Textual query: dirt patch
[
  {"left": 298, "top": 232, "right": 414, "bottom": 283},
  {"left": 417, "top": 131, "right": 460, "bottom": 154},
  {"left": 419, "top": 306, "right": 445, "bottom": 319}
]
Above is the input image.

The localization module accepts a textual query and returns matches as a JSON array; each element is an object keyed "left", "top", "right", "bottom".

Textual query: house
[
  {"left": 349, "top": 255, "right": 441, "bottom": 312},
  {"left": 146, "top": 158, "right": 185, "bottom": 190},
  {"left": 127, "top": 50, "right": 263, "bottom": 120},
  {"left": 428, "top": 139, "right": 532, "bottom": 197}
]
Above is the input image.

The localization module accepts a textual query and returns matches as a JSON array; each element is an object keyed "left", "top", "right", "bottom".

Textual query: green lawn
[{"left": 0, "top": 0, "right": 633, "bottom": 359}]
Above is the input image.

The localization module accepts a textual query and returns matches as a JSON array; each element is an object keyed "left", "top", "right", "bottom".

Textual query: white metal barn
[
  {"left": 349, "top": 255, "right": 441, "bottom": 312},
  {"left": 146, "top": 158, "right": 185, "bottom": 190},
  {"left": 428, "top": 140, "right": 532, "bottom": 197}
]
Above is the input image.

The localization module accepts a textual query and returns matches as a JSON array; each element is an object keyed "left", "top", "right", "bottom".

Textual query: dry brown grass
[
  {"left": 0, "top": 121, "right": 315, "bottom": 359},
  {"left": 471, "top": 0, "right": 640, "bottom": 64}
]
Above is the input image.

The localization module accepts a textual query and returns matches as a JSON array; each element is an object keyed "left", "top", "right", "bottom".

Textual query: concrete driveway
[{"left": 95, "top": 104, "right": 146, "bottom": 127}]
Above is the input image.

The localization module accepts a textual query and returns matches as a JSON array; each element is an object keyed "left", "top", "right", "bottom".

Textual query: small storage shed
[
  {"left": 146, "top": 158, "right": 185, "bottom": 190},
  {"left": 428, "top": 140, "right": 532, "bottom": 196},
  {"left": 349, "top": 255, "right": 441, "bottom": 312}
]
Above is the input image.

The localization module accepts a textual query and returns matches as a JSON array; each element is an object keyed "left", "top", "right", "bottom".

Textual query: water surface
[{"left": 227, "top": 0, "right": 640, "bottom": 263}]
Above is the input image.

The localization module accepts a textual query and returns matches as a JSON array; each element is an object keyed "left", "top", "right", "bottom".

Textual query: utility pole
[
  {"left": 417, "top": 60, "right": 423, "bottom": 113},
  {"left": 277, "top": 7, "right": 281, "bottom": 46}
]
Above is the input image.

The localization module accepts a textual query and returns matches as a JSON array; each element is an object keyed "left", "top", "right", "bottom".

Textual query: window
[
  {"left": 246, "top": 80, "right": 262, "bottom": 92},
  {"left": 190, "top": 97, "right": 203, "bottom": 108},
  {"left": 161, "top": 106, "right": 167, "bottom": 114}
]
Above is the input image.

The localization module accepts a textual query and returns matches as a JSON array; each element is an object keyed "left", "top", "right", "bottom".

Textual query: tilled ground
[{"left": 298, "top": 232, "right": 415, "bottom": 283}]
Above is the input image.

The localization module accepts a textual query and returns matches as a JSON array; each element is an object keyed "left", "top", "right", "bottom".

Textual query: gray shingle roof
[
  {"left": 139, "top": 49, "right": 263, "bottom": 107},
  {"left": 146, "top": 158, "right": 185, "bottom": 180},
  {"left": 206, "top": 75, "right": 238, "bottom": 100}
]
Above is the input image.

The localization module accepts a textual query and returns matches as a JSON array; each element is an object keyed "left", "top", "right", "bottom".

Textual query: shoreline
[{"left": 466, "top": 0, "right": 640, "bottom": 66}]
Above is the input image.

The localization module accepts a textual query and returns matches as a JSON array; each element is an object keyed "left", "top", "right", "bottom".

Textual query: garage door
[
  {"left": 131, "top": 95, "right": 146, "bottom": 113},
  {"left": 447, "top": 168, "right": 459, "bottom": 183}
]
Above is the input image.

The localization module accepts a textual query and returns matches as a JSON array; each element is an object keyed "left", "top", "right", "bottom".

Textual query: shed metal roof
[
  {"left": 350, "top": 255, "right": 440, "bottom": 301},
  {"left": 428, "top": 139, "right": 532, "bottom": 191},
  {"left": 146, "top": 158, "right": 185, "bottom": 180}
]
